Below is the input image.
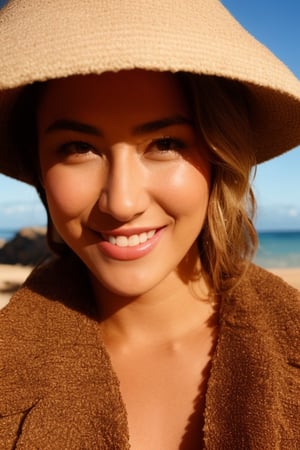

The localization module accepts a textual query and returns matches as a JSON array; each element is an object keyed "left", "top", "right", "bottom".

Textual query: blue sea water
[
  {"left": 255, "top": 231, "right": 300, "bottom": 268},
  {"left": 0, "top": 228, "right": 18, "bottom": 242},
  {"left": 0, "top": 228, "right": 300, "bottom": 269}
]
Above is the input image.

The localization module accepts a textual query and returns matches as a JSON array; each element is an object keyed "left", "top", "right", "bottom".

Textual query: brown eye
[
  {"left": 59, "top": 141, "right": 95, "bottom": 155},
  {"left": 154, "top": 137, "right": 185, "bottom": 152}
]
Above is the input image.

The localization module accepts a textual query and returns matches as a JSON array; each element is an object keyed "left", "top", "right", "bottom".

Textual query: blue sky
[{"left": 0, "top": 0, "right": 299, "bottom": 231}]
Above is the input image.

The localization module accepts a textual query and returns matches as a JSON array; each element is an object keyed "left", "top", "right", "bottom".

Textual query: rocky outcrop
[{"left": 0, "top": 227, "right": 51, "bottom": 266}]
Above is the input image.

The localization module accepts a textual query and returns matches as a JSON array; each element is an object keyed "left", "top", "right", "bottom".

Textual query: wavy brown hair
[{"left": 177, "top": 73, "right": 258, "bottom": 297}]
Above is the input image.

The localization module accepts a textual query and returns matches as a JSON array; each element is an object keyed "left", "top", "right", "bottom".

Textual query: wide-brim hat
[{"left": 0, "top": 0, "right": 300, "bottom": 185}]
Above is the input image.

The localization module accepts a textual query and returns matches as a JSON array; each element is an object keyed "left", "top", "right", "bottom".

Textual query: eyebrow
[
  {"left": 44, "top": 115, "right": 193, "bottom": 137},
  {"left": 45, "top": 119, "right": 102, "bottom": 136},
  {"left": 132, "top": 115, "right": 193, "bottom": 134}
]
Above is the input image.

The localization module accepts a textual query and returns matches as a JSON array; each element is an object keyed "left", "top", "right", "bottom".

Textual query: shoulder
[
  {"left": 0, "top": 254, "right": 100, "bottom": 403},
  {"left": 229, "top": 262, "right": 300, "bottom": 326},
  {"left": 1, "top": 253, "right": 96, "bottom": 319},
  {"left": 0, "top": 254, "right": 98, "bottom": 375},
  {"left": 239, "top": 263, "right": 300, "bottom": 316},
  {"left": 0, "top": 254, "right": 99, "bottom": 353},
  {"left": 225, "top": 263, "right": 300, "bottom": 361},
  {"left": 230, "top": 262, "right": 300, "bottom": 309},
  {"left": 245, "top": 263, "right": 299, "bottom": 293},
  {"left": 0, "top": 255, "right": 128, "bottom": 448},
  {"left": 207, "top": 266, "right": 300, "bottom": 445}
]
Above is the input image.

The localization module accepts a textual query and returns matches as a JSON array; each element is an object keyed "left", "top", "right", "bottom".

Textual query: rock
[{"left": 0, "top": 227, "right": 51, "bottom": 266}]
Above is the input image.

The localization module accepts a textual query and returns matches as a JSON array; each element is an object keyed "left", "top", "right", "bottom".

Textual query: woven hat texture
[{"left": 0, "top": 0, "right": 300, "bottom": 183}]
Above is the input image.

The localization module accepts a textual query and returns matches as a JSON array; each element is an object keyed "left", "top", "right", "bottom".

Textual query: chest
[{"left": 108, "top": 327, "right": 216, "bottom": 449}]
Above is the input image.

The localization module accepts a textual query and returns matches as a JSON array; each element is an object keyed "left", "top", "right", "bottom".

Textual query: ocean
[
  {"left": 254, "top": 231, "right": 300, "bottom": 268},
  {"left": 0, "top": 228, "right": 19, "bottom": 242},
  {"left": 0, "top": 228, "right": 300, "bottom": 269}
]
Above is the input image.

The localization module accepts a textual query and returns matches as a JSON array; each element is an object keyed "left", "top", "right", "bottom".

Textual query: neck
[{"left": 91, "top": 270, "right": 215, "bottom": 347}]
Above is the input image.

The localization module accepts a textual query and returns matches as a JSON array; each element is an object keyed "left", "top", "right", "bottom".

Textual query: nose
[{"left": 98, "top": 144, "right": 148, "bottom": 222}]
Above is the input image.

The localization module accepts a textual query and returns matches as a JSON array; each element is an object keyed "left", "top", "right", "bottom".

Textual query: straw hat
[{"left": 0, "top": 0, "right": 300, "bottom": 184}]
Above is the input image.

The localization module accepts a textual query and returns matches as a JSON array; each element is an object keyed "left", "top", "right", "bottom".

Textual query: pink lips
[{"left": 97, "top": 228, "right": 164, "bottom": 261}]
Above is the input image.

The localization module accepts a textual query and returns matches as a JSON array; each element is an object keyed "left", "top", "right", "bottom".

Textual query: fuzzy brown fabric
[{"left": 0, "top": 255, "right": 299, "bottom": 449}]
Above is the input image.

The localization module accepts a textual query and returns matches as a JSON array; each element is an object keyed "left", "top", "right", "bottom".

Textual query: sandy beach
[
  {"left": 267, "top": 268, "right": 300, "bottom": 291},
  {"left": 0, "top": 263, "right": 299, "bottom": 310},
  {"left": 0, "top": 264, "right": 33, "bottom": 309}
]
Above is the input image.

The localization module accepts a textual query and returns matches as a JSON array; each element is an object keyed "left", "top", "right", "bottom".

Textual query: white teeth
[
  {"left": 128, "top": 235, "right": 140, "bottom": 246},
  {"left": 106, "top": 230, "right": 157, "bottom": 247},
  {"left": 108, "top": 236, "right": 116, "bottom": 245},
  {"left": 116, "top": 236, "right": 128, "bottom": 247},
  {"left": 139, "top": 232, "right": 148, "bottom": 243}
]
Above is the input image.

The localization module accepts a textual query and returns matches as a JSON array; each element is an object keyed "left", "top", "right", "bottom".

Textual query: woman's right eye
[
  {"left": 58, "top": 141, "right": 95, "bottom": 155},
  {"left": 55, "top": 141, "right": 101, "bottom": 162}
]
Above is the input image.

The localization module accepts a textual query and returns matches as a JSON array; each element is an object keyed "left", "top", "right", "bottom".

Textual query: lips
[
  {"left": 102, "top": 230, "right": 156, "bottom": 247},
  {"left": 97, "top": 227, "right": 164, "bottom": 260}
]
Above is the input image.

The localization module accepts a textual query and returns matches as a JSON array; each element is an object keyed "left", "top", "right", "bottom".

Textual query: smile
[
  {"left": 103, "top": 230, "right": 156, "bottom": 248},
  {"left": 98, "top": 227, "right": 164, "bottom": 261}
]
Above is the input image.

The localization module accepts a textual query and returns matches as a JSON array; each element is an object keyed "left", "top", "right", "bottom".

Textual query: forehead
[{"left": 38, "top": 69, "right": 190, "bottom": 122}]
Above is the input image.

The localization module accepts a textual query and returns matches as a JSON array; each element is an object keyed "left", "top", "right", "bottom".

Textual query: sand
[
  {"left": 0, "top": 264, "right": 299, "bottom": 310},
  {"left": 0, "top": 264, "right": 33, "bottom": 309},
  {"left": 268, "top": 267, "right": 300, "bottom": 291}
]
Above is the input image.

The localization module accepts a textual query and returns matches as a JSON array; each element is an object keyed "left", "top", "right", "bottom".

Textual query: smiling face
[{"left": 37, "top": 70, "right": 211, "bottom": 298}]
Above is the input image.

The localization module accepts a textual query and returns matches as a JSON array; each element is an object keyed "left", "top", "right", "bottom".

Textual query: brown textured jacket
[{"left": 0, "top": 255, "right": 299, "bottom": 449}]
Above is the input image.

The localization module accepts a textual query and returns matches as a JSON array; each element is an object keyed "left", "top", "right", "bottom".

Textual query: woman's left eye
[{"left": 153, "top": 137, "right": 186, "bottom": 152}]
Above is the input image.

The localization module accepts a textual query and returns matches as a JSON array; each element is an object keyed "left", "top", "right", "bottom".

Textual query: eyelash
[
  {"left": 151, "top": 137, "right": 186, "bottom": 152},
  {"left": 56, "top": 136, "right": 187, "bottom": 161},
  {"left": 58, "top": 141, "right": 96, "bottom": 156}
]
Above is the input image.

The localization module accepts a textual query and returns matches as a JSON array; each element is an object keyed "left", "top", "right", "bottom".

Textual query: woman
[{"left": 0, "top": 1, "right": 300, "bottom": 449}]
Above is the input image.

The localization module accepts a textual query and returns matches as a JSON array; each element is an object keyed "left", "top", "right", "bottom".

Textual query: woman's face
[{"left": 38, "top": 70, "right": 211, "bottom": 297}]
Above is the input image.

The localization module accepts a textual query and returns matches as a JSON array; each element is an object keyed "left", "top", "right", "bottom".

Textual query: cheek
[
  {"left": 157, "top": 162, "right": 211, "bottom": 214},
  {"left": 43, "top": 165, "right": 100, "bottom": 220}
]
